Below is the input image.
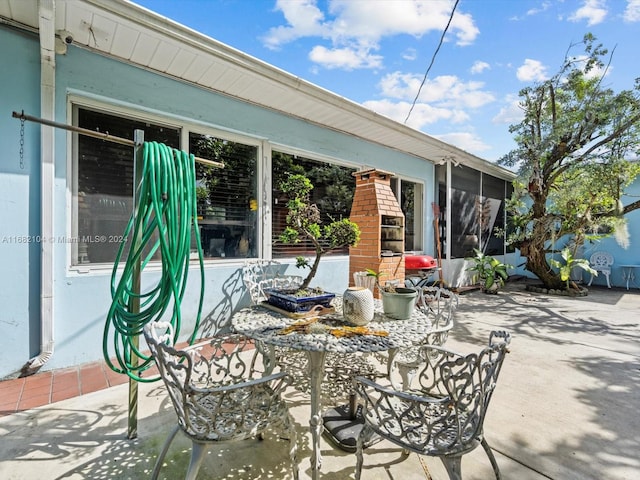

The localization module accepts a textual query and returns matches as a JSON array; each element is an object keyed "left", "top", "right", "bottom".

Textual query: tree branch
[{"left": 623, "top": 199, "right": 640, "bottom": 215}]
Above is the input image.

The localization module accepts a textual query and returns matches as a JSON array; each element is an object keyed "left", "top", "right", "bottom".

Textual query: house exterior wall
[
  {"left": 578, "top": 179, "right": 640, "bottom": 288},
  {"left": 500, "top": 178, "right": 640, "bottom": 289},
  {"left": 0, "top": 26, "right": 438, "bottom": 378},
  {"left": 0, "top": 27, "right": 42, "bottom": 378}
]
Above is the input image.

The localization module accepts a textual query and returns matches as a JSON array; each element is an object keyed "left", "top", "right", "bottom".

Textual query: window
[
  {"left": 391, "top": 178, "right": 423, "bottom": 252},
  {"left": 272, "top": 151, "right": 356, "bottom": 258},
  {"left": 450, "top": 167, "right": 481, "bottom": 258},
  {"left": 189, "top": 133, "right": 258, "bottom": 259},
  {"left": 73, "top": 106, "right": 180, "bottom": 265},
  {"left": 72, "top": 105, "right": 259, "bottom": 266},
  {"left": 480, "top": 174, "right": 507, "bottom": 256},
  {"left": 435, "top": 164, "right": 510, "bottom": 259}
]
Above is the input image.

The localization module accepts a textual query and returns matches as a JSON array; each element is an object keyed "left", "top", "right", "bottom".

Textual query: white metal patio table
[
  {"left": 232, "top": 301, "right": 431, "bottom": 479},
  {"left": 620, "top": 265, "right": 640, "bottom": 290}
]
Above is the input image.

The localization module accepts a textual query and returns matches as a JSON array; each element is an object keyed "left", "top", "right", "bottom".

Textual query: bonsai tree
[
  {"left": 549, "top": 247, "right": 597, "bottom": 291},
  {"left": 466, "top": 249, "right": 512, "bottom": 293},
  {"left": 279, "top": 173, "right": 360, "bottom": 290}
]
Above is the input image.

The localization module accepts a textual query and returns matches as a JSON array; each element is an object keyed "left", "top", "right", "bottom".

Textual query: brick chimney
[{"left": 349, "top": 169, "right": 405, "bottom": 297}]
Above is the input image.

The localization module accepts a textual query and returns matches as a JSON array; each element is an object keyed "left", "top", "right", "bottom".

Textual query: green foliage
[
  {"left": 549, "top": 247, "right": 597, "bottom": 290},
  {"left": 498, "top": 34, "right": 640, "bottom": 290},
  {"left": 466, "top": 249, "right": 512, "bottom": 291},
  {"left": 278, "top": 173, "right": 360, "bottom": 289},
  {"left": 365, "top": 268, "right": 401, "bottom": 293}
]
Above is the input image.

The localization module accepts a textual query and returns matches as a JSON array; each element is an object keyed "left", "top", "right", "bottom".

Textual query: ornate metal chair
[
  {"left": 144, "top": 321, "right": 298, "bottom": 480},
  {"left": 241, "top": 259, "right": 303, "bottom": 304},
  {"left": 355, "top": 331, "right": 511, "bottom": 480},
  {"left": 587, "top": 251, "right": 613, "bottom": 288},
  {"left": 389, "top": 286, "right": 458, "bottom": 390}
]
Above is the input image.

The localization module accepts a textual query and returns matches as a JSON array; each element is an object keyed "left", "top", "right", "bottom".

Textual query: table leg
[
  {"left": 386, "top": 348, "right": 400, "bottom": 390},
  {"left": 307, "top": 350, "right": 327, "bottom": 480},
  {"left": 626, "top": 268, "right": 631, "bottom": 290},
  {"left": 622, "top": 267, "right": 634, "bottom": 290}
]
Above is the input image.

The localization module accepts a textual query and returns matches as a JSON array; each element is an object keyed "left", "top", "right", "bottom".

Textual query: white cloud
[
  {"left": 568, "top": 54, "right": 611, "bottom": 79},
  {"left": 363, "top": 100, "right": 469, "bottom": 130},
  {"left": 493, "top": 95, "right": 524, "bottom": 125},
  {"left": 262, "top": 0, "right": 480, "bottom": 69},
  {"left": 262, "top": 0, "right": 329, "bottom": 49},
  {"left": 568, "top": 0, "right": 608, "bottom": 26},
  {"left": 309, "top": 45, "right": 382, "bottom": 70},
  {"left": 624, "top": 0, "right": 640, "bottom": 22},
  {"left": 526, "top": 1, "right": 552, "bottom": 16},
  {"left": 377, "top": 72, "right": 495, "bottom": 109},
  {"left": 517, "top": 59, "right": 548, "bottom": 82},
  {"left": 362, "top": 99, "right": 469, "bottom": 131},
  {"left": 470, "top": 61, "right": 490, "bottom": 74},
  {"left": 402, "top": 48, "right": 417, "bottom": 61},
  {"left": 433, "top": 132, "right": 492, "bottom": 153}
]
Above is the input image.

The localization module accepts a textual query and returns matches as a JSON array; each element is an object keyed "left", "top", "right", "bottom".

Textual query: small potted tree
[
  {"left": 266, "top": 173, "right": 361, "bottom": 312},
  {"left": 466, "top": 248, "right": 512, "bottom": 294}
]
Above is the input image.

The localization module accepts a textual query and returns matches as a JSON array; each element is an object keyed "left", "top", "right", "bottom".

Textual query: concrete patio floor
[{"left": 1, "top": 278, "right": 639, "bottom": 479}]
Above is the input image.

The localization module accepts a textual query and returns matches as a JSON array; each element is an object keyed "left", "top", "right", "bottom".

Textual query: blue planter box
[{"left": 264, "top": 288, "right": 336, "bottom": 313}]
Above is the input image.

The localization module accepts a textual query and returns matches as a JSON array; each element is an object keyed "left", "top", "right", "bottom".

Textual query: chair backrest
[
  {"left": 589, "top": 251, "right": 614, "bottom": 271},
  {"left": 143, "top": 321, "right": 269, "bottom": 439},
  {"left": 242, "top": 259, "right": 303, "bottom": 304},
  {"left": 417, "top": 286, "right": 458, "bottom": 345},
  {"left": 415, "top": 331, "right": 511, "bottom": 452}
]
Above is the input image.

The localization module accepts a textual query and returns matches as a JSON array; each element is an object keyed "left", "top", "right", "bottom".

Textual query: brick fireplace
[{"left": 349, "top": 168, "right": 405, "bottom": 297}]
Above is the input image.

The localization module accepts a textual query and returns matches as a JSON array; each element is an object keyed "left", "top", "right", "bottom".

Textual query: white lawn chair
[{"left": 588, "top": 251, "right": 613, "bottom": 288}]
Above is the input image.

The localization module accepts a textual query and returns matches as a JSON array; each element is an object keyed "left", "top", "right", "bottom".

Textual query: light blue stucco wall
[
  {"left": 578, "top": 179, "right": 640, "bottom": 288},
  {"left": 505, "top": 178, "right": 640, "bottom": 289},
  {"left": 0, "top": 28, "right": 42, "bottom": 377},
  {"left": 0, "top": 27, "right": 436, "bottom": 378}
]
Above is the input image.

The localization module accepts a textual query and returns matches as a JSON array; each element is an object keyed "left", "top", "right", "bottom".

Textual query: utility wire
[{"left": 404, "top": 0, "right": 460, "bottom": 124}]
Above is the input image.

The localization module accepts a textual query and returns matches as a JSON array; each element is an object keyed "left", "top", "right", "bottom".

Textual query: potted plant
[
  {"left": 365, "top": 269, "right": 418, "bottom": 319},
  {"left": 466, "top": 248, "right": 512, "bottom": 294},
  {"left": 266, "top": 173, "right": 361, "bottom": 312}
]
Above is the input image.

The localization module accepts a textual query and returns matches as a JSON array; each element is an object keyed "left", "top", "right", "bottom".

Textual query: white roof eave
[{"left": 0, "top": 0, "right": 516, "bottom": 180}]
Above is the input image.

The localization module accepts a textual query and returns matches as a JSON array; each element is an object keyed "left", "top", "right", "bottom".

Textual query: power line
[{"left": 404, "top": 0, "right": 460, "bottom": 124}]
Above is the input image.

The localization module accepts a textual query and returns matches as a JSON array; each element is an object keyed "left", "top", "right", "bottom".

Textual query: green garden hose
[{"left": 103, "top": 141, "right": 205, "bottom": 382}]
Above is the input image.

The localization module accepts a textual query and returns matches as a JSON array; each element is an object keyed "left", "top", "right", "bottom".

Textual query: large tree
[{"left": 499, "top": 34, "right": 640, "bottom": 290}]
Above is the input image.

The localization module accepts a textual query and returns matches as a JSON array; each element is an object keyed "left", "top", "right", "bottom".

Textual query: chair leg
[
  {"left": 604, "top": 272, "right": 611, "bottom": 288},
  {"left": 355, "top": 424, "right": 370, "bottom": 480},
  {"left": 185, "top": 441, "right": 209, "bottom": 480},
  {"left": 588, "top": 273, "right": 594, "bottom": 286},
  {"left": 481, "top": 438, "right": 502, "bottom": 480},
  {"left": 397, "top": 363, "right": 417, "bottom": 391},
  {"left": 440, "top": 454, "right": 463, "bottom": 480},
  {"left": 151, "top": 425, "right": 180, "bottom": 480}
]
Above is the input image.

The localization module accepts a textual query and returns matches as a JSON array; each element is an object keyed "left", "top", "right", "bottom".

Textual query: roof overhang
[{"left": 0, "top": 0, "right": 515, "bottom": 180}]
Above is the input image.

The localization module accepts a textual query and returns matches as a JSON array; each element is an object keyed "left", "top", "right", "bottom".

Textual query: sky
[{"left": 133, "top": 0, "right": 640, "bottom": 163}]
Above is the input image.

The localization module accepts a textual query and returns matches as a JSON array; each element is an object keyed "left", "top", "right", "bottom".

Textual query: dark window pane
[
  {"left": 450, "top": 167, "right": 481, "bottom": 258},
  {"left": 189, "top": 133, "right": 258, "bottom": 259},
  {"left": 401, "top": 180, "right": 421, "bottom": 252},
  {"left": 75, "top": 107, "right": 180, "bottom": 265},
  {"left": 481, "top": 174, "right": 506, "bottom": 256},
  {"left": 272, "top": 152, "right": 356, "bottom": 258}
]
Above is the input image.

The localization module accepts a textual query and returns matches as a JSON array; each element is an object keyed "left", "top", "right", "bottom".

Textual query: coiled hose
[{"left": 103, "top": 141, "right": 205, "bottom": 382}]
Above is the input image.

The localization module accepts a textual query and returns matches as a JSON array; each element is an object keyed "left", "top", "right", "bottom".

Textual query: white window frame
[{"left": 67, "top": 94, "right": 264, "bottom": 273}]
